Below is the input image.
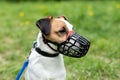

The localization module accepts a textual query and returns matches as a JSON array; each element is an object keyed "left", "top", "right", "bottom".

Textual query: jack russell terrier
[{"left": 25, "top": 16, "right": 73, "bottom": 80}]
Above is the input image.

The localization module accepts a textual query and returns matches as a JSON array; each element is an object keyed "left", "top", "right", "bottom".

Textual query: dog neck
[{"left": 36, "top": 32, "right": 58, "bottom": 54}]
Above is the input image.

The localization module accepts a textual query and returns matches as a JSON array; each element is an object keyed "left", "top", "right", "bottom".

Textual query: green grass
[{"left": 0, "top": 1, "right": 120, "bottom": 80}]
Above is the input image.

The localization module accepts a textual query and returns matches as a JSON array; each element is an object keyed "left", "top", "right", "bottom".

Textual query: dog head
[{"left": 36, "top": 16, "right": 73, "bottom": 44}]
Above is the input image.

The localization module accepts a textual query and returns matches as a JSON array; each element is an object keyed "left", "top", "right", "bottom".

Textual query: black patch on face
[{"left": 36, "top": 18, "right": 51, "bottom": 35}]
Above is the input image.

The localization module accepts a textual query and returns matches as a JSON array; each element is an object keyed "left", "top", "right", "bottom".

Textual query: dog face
[{"left": 36, "top": 16, "right": 73, "bottom": 43}]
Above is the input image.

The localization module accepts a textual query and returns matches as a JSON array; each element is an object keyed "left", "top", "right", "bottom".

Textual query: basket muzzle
[{"left": 58, "top": 32, "right": 90, "bottom": 58}]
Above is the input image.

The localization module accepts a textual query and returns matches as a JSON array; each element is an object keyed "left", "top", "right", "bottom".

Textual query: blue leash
[
  {"left": 16, "top": 59, "right": 29, "bottom": 80},
  {"left": 16, "top": 41, "right": 36, "bottom": 80}
]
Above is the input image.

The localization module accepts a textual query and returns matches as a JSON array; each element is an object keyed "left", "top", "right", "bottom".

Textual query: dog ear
[
  {"left": 36, "top": 16, "right": 53, "bottom": 35},
  {"left": 58, "top": 16, "right": 68, "bottom": 21}
]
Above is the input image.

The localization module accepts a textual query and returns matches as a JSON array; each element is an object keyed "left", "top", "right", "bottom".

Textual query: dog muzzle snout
[{"left": 58, "top": 32, "right": 91, "bottom": 58}]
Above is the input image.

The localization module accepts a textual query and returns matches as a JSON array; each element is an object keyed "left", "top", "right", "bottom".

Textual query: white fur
[
  {"left": 25, "top": 32, "right": 66, "bottom": 80},
  {"left": 25, "top": 18, "right": 73, "bottom": 80}
]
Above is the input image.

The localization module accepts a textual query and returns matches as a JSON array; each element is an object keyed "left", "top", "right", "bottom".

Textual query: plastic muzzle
[{"left": 58, "top": 32, "right": 90, "bottom": 58}]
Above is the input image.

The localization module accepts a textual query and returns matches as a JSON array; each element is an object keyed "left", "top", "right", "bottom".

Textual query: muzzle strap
[
  {"left": 42, "top": 35, "right": 59, "bottom": 52},
  {"left": 66, "top": 30, "right": 74, "bottom": 40}
]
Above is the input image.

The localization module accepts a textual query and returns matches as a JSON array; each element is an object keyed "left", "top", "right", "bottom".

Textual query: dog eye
[
  {"left": 56, "top": 28, "right": 67, "bottom": 37},
  {"left": 59, "top": 28, "right": 66, "bottom": 33}
]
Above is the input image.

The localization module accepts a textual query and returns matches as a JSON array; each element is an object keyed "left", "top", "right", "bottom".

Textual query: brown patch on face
[
  {"left": 58, "top": 16, "right": 68, "bottom": 21},
  {"left": 44, "top": 17, "right": 69, "bottom": 43}
]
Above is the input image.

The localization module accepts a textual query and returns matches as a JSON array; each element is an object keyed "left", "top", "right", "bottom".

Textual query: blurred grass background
[{"left": 0, "top": 0, "right": 120, "bottom": 80}]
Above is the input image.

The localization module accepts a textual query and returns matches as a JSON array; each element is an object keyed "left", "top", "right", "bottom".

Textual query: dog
[{"left": 25, "top": 16, "right": 73, "bottom": 80}]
